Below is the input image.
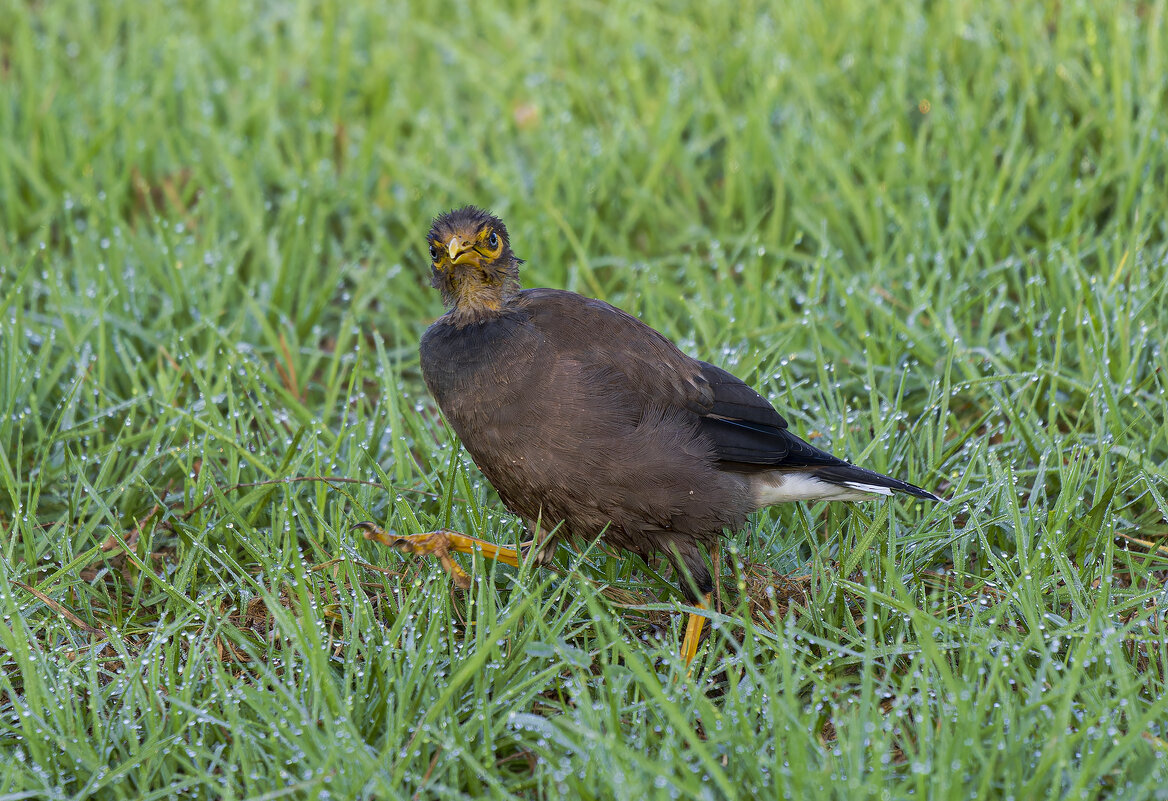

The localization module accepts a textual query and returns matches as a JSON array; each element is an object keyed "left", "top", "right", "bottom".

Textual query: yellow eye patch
[{"left": 477, "top": 228, "right": 503, "bottom": 255}]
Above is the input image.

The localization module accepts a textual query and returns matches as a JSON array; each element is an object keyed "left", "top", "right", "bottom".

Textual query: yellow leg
[
  {"left": 711, "top": 542, "right": 722, "bottom": 615},
  {"left": 353, "top": 522, "right": 530, "bottom": 589},
  {"left": 680, "top": 592, "right": 713, "bottom": 668}
]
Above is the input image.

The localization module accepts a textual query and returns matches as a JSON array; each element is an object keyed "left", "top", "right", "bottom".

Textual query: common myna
[{"left": 360, "top": 205, "right": 941, "bottom": 665}]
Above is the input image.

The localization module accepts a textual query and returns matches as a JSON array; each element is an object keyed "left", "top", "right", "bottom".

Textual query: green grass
[{"left": 3, "top": 0, "right": 1168, "bottom": 797}]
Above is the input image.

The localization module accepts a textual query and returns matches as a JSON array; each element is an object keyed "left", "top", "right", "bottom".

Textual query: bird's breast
[{"left": 419, "top": 314, "right": 546, "bottom": 445}]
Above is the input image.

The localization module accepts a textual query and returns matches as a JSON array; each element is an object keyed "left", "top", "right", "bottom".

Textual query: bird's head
[{"left": 427, "top": 206, "right": 522, "bottom": 321}]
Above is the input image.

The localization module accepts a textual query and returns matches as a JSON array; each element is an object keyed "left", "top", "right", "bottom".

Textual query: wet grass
[{"left": 2, "top": 0, "right": 1168, "bottom": 798}]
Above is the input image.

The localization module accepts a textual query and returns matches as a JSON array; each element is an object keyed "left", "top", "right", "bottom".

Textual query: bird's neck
[{"left": 438, "top": 266, "right": 520, "bottom": 326}]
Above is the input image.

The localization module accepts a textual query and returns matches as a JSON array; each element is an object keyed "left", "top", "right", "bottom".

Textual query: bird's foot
[
  {"left": 354, "top": 524, "right": 473, "bottom": 588},
  {"left": 353, "top": 522, "right": 529, "bottom": 590}
]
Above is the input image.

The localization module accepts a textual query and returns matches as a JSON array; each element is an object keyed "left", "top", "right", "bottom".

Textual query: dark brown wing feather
[
  {"left": 694, "top": 362, "right": 847, "bottom": 469},
  {"left": 519, "top": 289, "right": 848, "bottom": 471}
]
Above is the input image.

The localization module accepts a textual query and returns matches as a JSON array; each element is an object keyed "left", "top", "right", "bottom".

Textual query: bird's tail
[{"left": 809, "top": 463, "right": 943, "bottom": 502}]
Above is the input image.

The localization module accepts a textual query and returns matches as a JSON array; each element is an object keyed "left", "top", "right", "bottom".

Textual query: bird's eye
[
  {"left": 428, "top": 244, "right": 438, "bottom": 260},
  {"left": 488, "top": 231, "right": 499, "bottom": 249}
]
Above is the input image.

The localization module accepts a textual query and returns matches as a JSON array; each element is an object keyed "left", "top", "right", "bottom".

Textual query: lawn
[{"left": 2, "top": 0, "right": 1168, "bottom": 798}]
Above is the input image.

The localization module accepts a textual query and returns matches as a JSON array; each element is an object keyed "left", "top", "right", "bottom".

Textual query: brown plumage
[{"left": 418, "top": 205, "right": 940, "bottom": 605}]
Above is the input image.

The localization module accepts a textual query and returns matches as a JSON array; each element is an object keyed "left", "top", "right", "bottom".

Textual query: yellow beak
[
  {"left": 446, "top": 235, "right": 479, "bottom": 265},
  {"left": 439, "top": 233, "right": 481, "bottom": 268}
]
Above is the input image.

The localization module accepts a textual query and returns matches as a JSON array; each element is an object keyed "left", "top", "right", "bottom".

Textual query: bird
[{"left": 358, "top": 205, "right": 942, "bottom": 666}]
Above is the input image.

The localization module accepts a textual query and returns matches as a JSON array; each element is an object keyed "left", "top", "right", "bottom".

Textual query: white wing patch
[{"left": 752, "top": 472, "right": 891, "bottom": 507}]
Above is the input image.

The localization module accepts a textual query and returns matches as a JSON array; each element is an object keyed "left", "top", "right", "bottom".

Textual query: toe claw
[{"left": 354, "top": 521, "right": 399, "bottom": 547}]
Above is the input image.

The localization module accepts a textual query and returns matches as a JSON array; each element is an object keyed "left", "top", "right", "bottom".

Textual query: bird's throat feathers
[{"left": 434, "top": 263, "right": 520, "bottom": 325}]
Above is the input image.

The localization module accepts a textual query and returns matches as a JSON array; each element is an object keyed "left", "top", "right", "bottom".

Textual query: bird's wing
[
  {"left": 692, "top": 361, "right": 845, "bottom": 468},
  {"left": 518, "top": 288, "right": 845, "bottom": 470}
]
